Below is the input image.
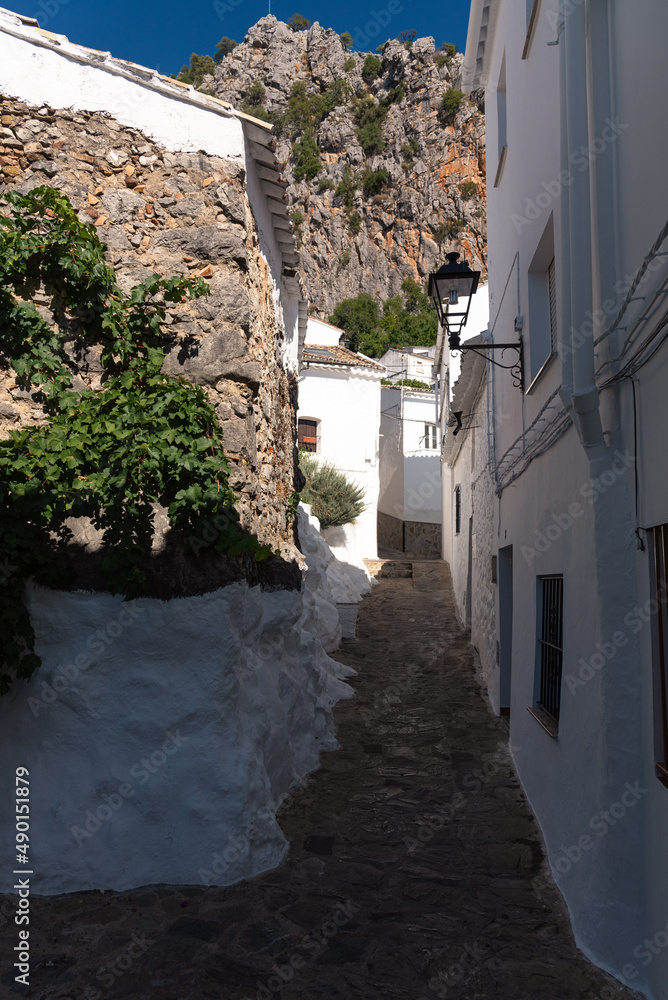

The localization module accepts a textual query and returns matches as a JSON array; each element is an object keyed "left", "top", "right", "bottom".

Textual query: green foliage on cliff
[
  {"left": 441, "top": 87, "right": 465, "bottom": 120},
  {"left": 0, "top": 187, "right": 270, "bottom": 695},
  {"left": 288, "top": 13, "right": 311, "bottom": 31},
  {"left": 329, "top": 278, "right": 437, "bottom": 357},
  {"left": 362, "top": 54, "right": 382, "bottom": 81},
  {"left": 176, "top": 53, "right": 216, "bottom": 88},
  {"left": 293, "top": 129, "right": 322, "bottom": 181}
]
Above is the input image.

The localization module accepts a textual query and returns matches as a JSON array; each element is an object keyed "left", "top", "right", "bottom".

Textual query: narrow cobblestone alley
[{"left": 3, "top": 564, "right": 639, "bottom": 1000}]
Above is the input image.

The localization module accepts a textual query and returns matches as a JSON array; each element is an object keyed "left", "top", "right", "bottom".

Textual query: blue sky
[{"left": 8, "top": 0, "right": 472, "bottom": 76}]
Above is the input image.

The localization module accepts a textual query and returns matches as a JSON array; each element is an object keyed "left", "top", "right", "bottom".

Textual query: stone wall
[
  {"left": 0, "top": 94, "right": 300, "bottom": 571},
  {"left": 378, "top": 510, "right": 442, "bottom": 558}
]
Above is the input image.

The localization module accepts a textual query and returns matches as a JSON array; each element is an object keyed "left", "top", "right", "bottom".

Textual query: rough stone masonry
[{"left": 0, "top": 94, "right": 302, "bottom": 577}]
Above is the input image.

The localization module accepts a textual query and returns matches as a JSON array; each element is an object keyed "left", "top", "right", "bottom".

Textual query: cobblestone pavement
[{"left": 2, "top": 564, "right": 639, "bottom": 1000}]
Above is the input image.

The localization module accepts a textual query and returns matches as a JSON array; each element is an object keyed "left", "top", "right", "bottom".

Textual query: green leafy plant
[
  {"left": 0, "top": 187, "right": 270, "bottom": 695},
  {"left": 335, "top": 164, "right": 359, "bottom": 211},
  {"left": 432, "top": 218, "right": 466, "bottom": 243},
  {"left": 177, "top": 53, "right": 216, "bottom": 88},
  {"left": 214, "top": 37, "right": 238, "bottom": 62},
  {"left": 245, "top": 81, "right": 266, "bottom": 106},
  {"left": 299, "top": 453, "right": 366, "bottom": 529},
  {"left": 340, "top": 31, "right": 353, "bottom": 50},
  {"left": 338, "top": 251, "right": 351, "bottom": 270},
  {"left": 398, "top": 29, "right": 417, "bottom": 46},
  {"left": 441, "top": 87, "right": 465, "bottom": 120},
  {"left": 362, "top": 168, "right": 389, "bottom": 196},
  {"left": 344, "top": 56, "right": 355, "bottom": 72},
  {"left": 293, "top": 129, "right": 322, "bottom": 181},
  {"left": 288, "top": 13, "right": 311, "bottom": 31},
  {"left": 458, "top": 180, "right": 478, "bottom": 199},
  {"left": 381, "top": 377, "right": 433, "bottom": 390},
  {"left": 318, "top": 177, "right": 336, "bottom": 192},
  {"left": 329, "top": 280, "right": 437, "bottom": 358},
  {"left": 292, "top": 208, "right": 305, "bottom": 244},
  {"left": 348, "top": 211, "right": 362, "bottom": 235},
  {"left": 285, "top": 491, "right": 301, "bottom": 526},
  {"left": 354, "top": 97, "right": 387, "bottom": 157},
  {"left": 362, "top": 54, "right": 382, "bottom": 81}
]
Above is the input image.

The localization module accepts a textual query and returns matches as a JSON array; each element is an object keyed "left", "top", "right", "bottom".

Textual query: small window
[
  {"left": 424, "top": 423, "right": 438, "bottom": 449},
  {"left": 494, "top": 54, "right": 507, "bottom": 187},
  {"left": 298, "top": 418, "right": 318, "bottom": 453},
  {"left": 454, "top": 485, "right": 461, "bottom": 535},
  {"left": 536, "top": 575, "right": 564, "bottom": 728},
  {"left": 650, "top": 525, "right": 668, "bottom": 785},
  {"left": 527, "top": 216, "right": 557, "bottom": 383},
  {"left": 548, "top": 257, "right": 558, "bottom": 353}
]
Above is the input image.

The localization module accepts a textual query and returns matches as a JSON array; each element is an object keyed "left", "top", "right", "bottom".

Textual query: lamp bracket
[{"left": 451, "top": 341, "right": 524, "bottom": 391}]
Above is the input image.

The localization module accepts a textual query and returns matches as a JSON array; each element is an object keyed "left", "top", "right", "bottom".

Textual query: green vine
[{"left": 0, "top": 186, "right": 270, "bottom": 695}]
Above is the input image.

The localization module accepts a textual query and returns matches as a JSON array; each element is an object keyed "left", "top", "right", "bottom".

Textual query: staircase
[{"left": 364, "top": 558, "right": 413, "bottom": 580}]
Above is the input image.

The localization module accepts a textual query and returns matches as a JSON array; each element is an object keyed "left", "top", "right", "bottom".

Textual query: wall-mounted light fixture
[{"left": 428, "top": 252, "right": 524, "bottom": 390}]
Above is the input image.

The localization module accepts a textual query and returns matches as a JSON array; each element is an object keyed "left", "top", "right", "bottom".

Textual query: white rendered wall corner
[{"left": 298, "top": 364, "right": 381, "bottom": 562}]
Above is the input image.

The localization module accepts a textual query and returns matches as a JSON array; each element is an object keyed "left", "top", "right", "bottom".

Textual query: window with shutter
[{"left": 298, "top": 418, "right": 318, "bottom": 453}]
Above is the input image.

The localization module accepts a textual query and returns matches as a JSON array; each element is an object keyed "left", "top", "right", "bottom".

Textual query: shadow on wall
[{"left": 377, "top": 512, "right": 442, "bottom": 560}]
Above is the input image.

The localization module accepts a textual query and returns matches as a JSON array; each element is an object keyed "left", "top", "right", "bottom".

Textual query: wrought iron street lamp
[{"left": 428, "top": 252, "right": 524, "bottom": 390}]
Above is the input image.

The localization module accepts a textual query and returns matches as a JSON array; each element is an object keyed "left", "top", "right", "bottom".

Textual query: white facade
[
  {"left": 451, "top": 2, "right": 668, "bottom": 997},
  {"left": 379, "top": 345, "right": 436, "bottom": 384},
  {"left": 298, "top": 317, "right": 383, "bottom": 564},
  {"left": 378, "top": 386, "right": 442, "bottom": 556}
]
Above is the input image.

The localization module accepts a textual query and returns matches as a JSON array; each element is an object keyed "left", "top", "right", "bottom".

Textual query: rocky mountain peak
[{"left": 207, "top": 18, "right": 487, "bottom": 322}]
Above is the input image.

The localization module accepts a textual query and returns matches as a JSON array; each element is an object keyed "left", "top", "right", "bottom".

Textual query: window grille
[
  {"left": 538, "top": 575, "right": 564, "bottom": 723},
  {"left": 454, "top": 485, "right": 461, "bottom": 535}
]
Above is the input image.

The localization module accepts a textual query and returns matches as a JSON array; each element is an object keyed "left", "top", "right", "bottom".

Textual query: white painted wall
[
  {"left": 0, "top": 569, "right": 354, "bottom": 894},
  {"left": 305, "top": 316, "right": 344, "bottom": 347},
  {"left": 298, "top": 365, "right": 381, "bottom": 562},
  {"left": 379, "top": 387, "right": 441, "bottom": 525},
  {"left": 462, "top": 1, "right": 668, "bottom": 997}
]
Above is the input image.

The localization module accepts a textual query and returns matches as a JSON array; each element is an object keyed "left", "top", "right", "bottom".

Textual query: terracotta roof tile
[{"left": 302, "top": 344, "right": 385, "bottom": 371}]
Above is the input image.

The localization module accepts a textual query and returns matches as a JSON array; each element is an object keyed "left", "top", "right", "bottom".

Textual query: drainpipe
[
  {"left": 564, "top": 0, "right": 605, "bottom": 457},
  {"left": 556, "top": 0, "right": 574, "bottom": 416}
]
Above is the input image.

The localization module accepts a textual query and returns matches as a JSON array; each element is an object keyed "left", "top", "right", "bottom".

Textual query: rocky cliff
[{"left": 204, "top": 17, "right": 487, "bottom": 317}]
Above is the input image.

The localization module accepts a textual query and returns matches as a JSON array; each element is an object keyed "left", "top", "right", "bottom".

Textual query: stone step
[{"left": 364, "top": 558, "right": 413, "bottom": 579}]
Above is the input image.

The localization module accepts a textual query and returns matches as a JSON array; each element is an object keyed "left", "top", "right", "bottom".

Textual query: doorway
[{"left": 498, "top": 545, "right": 513, "bottom": 716}]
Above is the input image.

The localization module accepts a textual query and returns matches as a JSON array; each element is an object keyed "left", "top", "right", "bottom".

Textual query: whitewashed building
[
  {"left": 450, "top": 1, "right": 668, "bottom": 997},
  {"left": 378, "top": 384, "right": 442, "bottom": 557},
  {"left": 298, "top": 317, "right": 383, "bottom": 564},
  {"left": 378, "top": 345, "right": 436, "bottom": 385}
]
